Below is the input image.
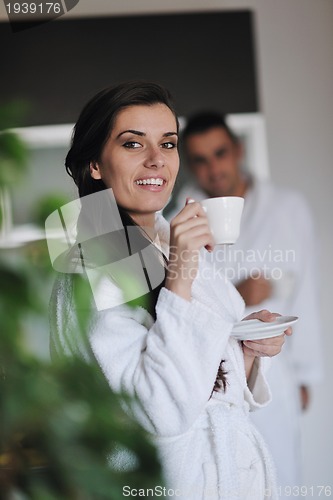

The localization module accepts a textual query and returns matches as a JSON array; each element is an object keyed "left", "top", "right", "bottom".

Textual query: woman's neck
[{"left": 130, "top": 213, "right": 156, "bottom": 240}]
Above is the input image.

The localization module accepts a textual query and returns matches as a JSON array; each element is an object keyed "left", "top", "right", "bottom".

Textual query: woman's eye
[
  {"left": 123, "top": 141, "right": 141, "bottom": 149},
  {"left": 161, "top": 142, "right": 177, "bottom": 149}
]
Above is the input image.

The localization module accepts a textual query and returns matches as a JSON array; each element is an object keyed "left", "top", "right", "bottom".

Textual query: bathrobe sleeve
[
  {"left": 190, "top": 253, "right": 272, "bottom": 411},
  {"left": 89, "top": 285, "right": 234, "bottom": 437},
  {"left": 244, "top": 357, "right": 272, "bottom": 410}
]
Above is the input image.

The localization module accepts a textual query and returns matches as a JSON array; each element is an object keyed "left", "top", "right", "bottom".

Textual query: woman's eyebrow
[
  {"left": 116, "top": 130, "right": 178, "bottom": 139},
  {"left": 164, "top": 132, "right": 178, "bottom": 137},
  {"left": 116, "top": 129, "right": 145, "bottom": 139}
]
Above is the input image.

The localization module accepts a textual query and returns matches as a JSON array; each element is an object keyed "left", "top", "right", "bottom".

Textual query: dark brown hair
[
  {"left": 182, "top": 111, "right": 239, "bottom": 147},
  {"left": 65, "top": 81, "right": 179, "bottom": 199}
]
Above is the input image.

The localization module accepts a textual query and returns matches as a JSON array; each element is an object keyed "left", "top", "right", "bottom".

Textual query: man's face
[{"left": 185, "top": 127, "right": 243, "bottom": 197}]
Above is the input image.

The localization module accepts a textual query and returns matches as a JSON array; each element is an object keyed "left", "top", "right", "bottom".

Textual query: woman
[{"left": 50, "top": 82, "right": 290, "bottom": 499}]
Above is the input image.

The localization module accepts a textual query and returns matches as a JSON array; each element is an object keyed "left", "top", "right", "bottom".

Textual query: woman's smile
[
  {"left": 90, "top": 103, "right": 179, "bottom": 227},
  {"left": 134, "top": 176, "right": 167, "bottom": 191}
]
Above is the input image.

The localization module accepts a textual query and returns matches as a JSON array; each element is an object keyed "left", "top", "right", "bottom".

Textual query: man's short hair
[{"left": 182, "top": 111, "right": 239, "bottom": 145}]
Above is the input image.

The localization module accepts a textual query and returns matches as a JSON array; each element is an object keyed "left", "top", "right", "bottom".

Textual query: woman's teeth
[{"left": 135, "top": 178, "right": 164, "bottom": 185}]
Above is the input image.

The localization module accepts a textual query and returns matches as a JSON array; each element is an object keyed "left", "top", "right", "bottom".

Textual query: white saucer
[{"left": 231, "top": 315, "right": 299, "bottom": 341}]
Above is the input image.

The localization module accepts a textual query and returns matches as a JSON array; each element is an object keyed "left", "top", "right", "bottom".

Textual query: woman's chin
[{"left": 139, "top": 194, "right": 169, "bottom": 212}]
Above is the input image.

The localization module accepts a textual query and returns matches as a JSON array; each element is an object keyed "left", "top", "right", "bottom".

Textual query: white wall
[{"left": 2, "top": 0, "right": 332, "bottom": 489}]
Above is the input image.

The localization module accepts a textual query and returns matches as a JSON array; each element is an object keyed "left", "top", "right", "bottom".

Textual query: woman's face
[{"left": 91, "top": 103, "right": 179, "bottom": 226}]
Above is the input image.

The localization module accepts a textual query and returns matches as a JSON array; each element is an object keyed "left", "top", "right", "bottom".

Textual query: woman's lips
[{"left": 134, "top": 177, "right": 166, "bottom": 192}]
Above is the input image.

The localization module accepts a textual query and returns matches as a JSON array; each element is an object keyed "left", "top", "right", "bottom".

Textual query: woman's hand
[
  {"left": 165, "top": 200, "right": 214, "bottom": 301},
  {"left": 241, "top": 309, "right": 293, "bottom": 379}
]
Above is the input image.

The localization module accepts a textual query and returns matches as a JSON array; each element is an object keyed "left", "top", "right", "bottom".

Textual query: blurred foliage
[
  {"left": 0, "top": 131, "right": 28, "bottom": 187},
  {"left": 0, "top": 102, "right": 30, "bottom": 189},
  {"left": 32, "top": 193, "right": 71, "bottom": 228},
  {"left": 0, "top": 256, "right": 162, "bottom": 499},
  {"left": 0, "top": 101, "right": 31, "bottom": 130},
  {"left": 0, "top": 105, "right": 163, "bottom": 498}
]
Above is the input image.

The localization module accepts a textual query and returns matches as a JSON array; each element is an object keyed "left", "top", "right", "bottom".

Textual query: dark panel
[{"left": 0, "top": 11, "right": 258, "bottom": 126}]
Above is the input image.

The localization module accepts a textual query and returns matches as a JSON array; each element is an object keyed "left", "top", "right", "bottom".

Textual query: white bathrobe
[
  {"left": 50, "top": 214, "right": 277, "bottom": 500},
  {"left": 167, "top": 180, "right": 323, "bottom": 493}
]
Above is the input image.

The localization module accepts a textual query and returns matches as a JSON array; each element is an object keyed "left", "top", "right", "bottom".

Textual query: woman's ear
[{"left": 90, "top": 161, "right": 102, "bottom": 180}]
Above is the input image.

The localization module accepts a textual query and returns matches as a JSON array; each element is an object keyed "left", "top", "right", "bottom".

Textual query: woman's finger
[
  {"left": 172, "top": 215, "right": 211, "bottom": 238},
  {"left": 284, "top": 327, "right": 293, "bottom": 336},
  {"left": 243, "top": 335, "right": 285, "bottom": 356},
  {"left": 243, "top": 310, "right": 279, "bottom": 323},
  {"left": 171, "top": 200, "right": 207, "bottom": 224}
]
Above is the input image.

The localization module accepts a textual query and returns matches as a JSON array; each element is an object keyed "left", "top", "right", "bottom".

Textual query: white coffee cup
[{"left": 200, "top": 196, "right": 244, "bottom": 245}]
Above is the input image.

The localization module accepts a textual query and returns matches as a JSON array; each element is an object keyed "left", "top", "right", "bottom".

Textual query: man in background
[{"left": 166, "top": 112, "right": 323, "bottom": 495}]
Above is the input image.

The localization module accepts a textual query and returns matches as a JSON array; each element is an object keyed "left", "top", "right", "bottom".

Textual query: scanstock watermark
[
  {"left": 45, "top": 189, "right": 166, "bottom": 312},
  {"left": 3, "top": 0, "right": 80, "bottom": 32},
  {"left": 45, "top": 188, "right": 297, "bottom": 311}
]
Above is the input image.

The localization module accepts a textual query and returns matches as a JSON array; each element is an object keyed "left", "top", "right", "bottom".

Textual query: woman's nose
[{"left": 143, "top": 145, "right": 165, "bottom": 168}]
